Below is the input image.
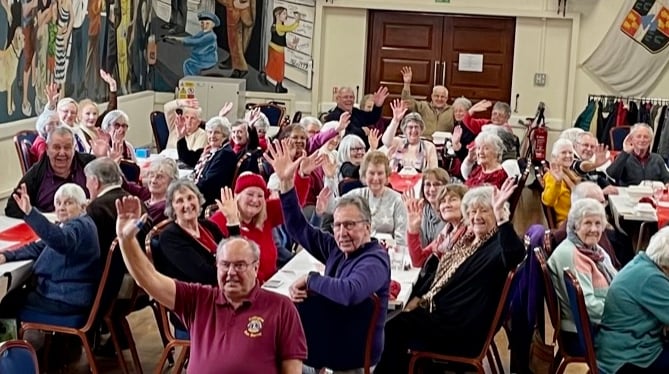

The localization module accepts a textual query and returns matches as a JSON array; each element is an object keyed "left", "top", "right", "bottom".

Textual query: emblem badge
[{"left": 244, "top": 316, "right": 264, "bottom": 337}]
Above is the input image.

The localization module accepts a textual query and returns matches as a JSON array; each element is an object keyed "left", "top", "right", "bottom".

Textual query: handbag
[{"left": 529, "top": 328, "right": 555, "bottom": 374}]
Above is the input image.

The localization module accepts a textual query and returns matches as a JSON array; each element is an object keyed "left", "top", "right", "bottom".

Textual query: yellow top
[
  {"left": 269, "top": 21, "right": 301, "bottom": 52},
  {"left": 541, "top": 172, "right": 572, "bottom": 224}
]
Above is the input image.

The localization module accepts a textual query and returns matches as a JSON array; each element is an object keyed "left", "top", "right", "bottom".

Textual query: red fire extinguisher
[{"left": 531, "top": 102, "right": 547, "bottom": 162}]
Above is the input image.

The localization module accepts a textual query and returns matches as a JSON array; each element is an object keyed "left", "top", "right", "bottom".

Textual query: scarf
[
  {"left": 191, "top": 146, "right": 218, "bottom": 183},
  {"left": 566, "top": 229, "right": 616, "bottom": 284},
  {"left": 435, "top": 220, "right": 467, "bottom": 254},
  {"left": 421, "top": 204, "right": 445, "bottom": 248},
  {"left": 419, "top": 227, "right": 498, "bottom": 312}
]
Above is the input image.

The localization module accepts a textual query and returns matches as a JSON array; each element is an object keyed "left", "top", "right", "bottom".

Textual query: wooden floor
[{"left": 57, "top": 188, "right": 589, "bottom": 373}]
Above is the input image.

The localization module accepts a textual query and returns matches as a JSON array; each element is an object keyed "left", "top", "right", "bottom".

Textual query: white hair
[
  {"left": 570, "top": 181, "right": 603, "bottom": 205},
  {"left": 54, "top": 183, "right": 87, "bottom": 207},
  {"left": 474, "top": 132, "right": 504, "bottom": 162},
  {"left": 551, "top": 138, "right": 574, "bottom": 158},
  {"left": 646, "top": 226, "right": 669, "bottom": 268},
  {"left": 566, "top": 198, "right": 607, "bottom": 237},
  {"left": 629, "top": 122, "right": 654, "bottom": 137},
  {"left": 559, "top": 128, "right": 585, "bottom": 144},
  {"left": 460, "top": 185, "right": 509, "bottom": 219},
  {"left": 36, "top": 111, "right": 60, "bottom": 138},
  {"left": 101, "top": 110, "right": 130, "bottom": 133},
  {"left": 300, "top": 116, "right": 322, "bottom": 129},
  {"left": 149, "top": 157, "right": 179, "bottom": 181},
  {"left": 205, "top": 116, "right": 231, "bottom": 139},
  {"left": 452, "top": 97, "right": 472, "bottom": 110}
]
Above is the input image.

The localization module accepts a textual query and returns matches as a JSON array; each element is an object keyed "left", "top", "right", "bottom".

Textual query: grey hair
[
  {"left": 231, "top": 119, "right": 249, "bottom": 131},
  {"left": 570, "top": 181, "right": 603, "bottom": 205},
  {"left": 164, "top": 179, "right": 206, "bottom": 220},
  {"left": 47, "top": 125, "right": 76, "bottom": 145},
  {"left": 205, "top": 116, "right": 231, "bottom": 139},
  {"left": 575, "top": 131, "right": 596, "bottom": 144},
  {"left": 452, "top": 97, "right": 472, "bottom": 110},
  {"left": 182, "top": 106, "right": 203, "bottom": 117},
  {"left": 84, "top": 157, "right": 123, "bottom": 186},
  {"left": 460, "top": 186, "right": 509, "bottom": 218},
  {"left": 36, "top": 111, "right": 60, "bottom": 138},
  {"left": 253, "top": 113, "right": 270, "bottom": 131},
  {"left": 645, "top": 226, "right": 669, "bottom": 268},
  {"left": 551, "top": 138, "right": 574, "bottom": 158},
  {"left": 493, "top": 101, "right": 511, "bottom": 116},
  {"left": 337, "top": 135, "right": 366, "bottom": 165},
  {"left": 559, "top": 128, "right": 585, "bottom": 144},
  {"left": 338, "top": 86, "right": 354, "bottom": 96},
  {"left": 335, "top": 195, "right": 372, "bottom": 224},
  {"left": 101, "top": 109, "right": 130, "bottom": 133},
  {"left": 566, "top": 198, "right": 607, "bottom": 237},
  {"left": 54, "top": 183, "right": 88, "bottom": 207},
  {"left": 474, "top": 132, "right": 505, "bottom": 162},
  {"left": 216, "top": 237, "right": 261, "bottom": 262},
  {"left": 400, "top": 112, "right": 425, "bottom": 133},
  {"left": 148, "top": 157, "right": 179, "bottom": 181},
  {"left": 300, "top": 116, "right": 323, "bottom": 129},
  {"left": 57, "top": 97, "right": 78, "bottom": 111},
  {"left": 629, "top": 122, "right": 654, "bottom": 137}
]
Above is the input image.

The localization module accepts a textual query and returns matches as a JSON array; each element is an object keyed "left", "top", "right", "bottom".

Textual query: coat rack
[{"left": 587, "top": 94, "right": 669, "bottom": 105}]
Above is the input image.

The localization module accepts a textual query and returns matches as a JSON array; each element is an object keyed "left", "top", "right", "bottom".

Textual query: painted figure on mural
[
  {"left": 164, "top": 0, "right": 187, "bottom": 35},
  {"left": 0, "top": 26, "right": 24, "bottom": 115},
  {"left": 259, "top": 6, "right": 300, "bottom": 93},
  {"left": 116, "top": 0, "right": 131, "bottom": 94},
  {"left": 85, "top": 0, "right": 103, "bottom": 101},
  {"left": 165, "top": 11, "right": 220, "bottom": 76},
  {"left": 103, "top": 0, "right": 118, "bottom": 84},
  {"left": 54, "top": 0, "right": 73, "bottom": 96},
  {"left": 21, "top": 0, "right": 38, "bottom": 116},
  {"left": 130, "top": 0, "right": 151, "bottom": 90},
  {"left": 64, "top": 0, "right": 87, "bottom": 99},
  {"left": 219, "top": 0, "right": 256, "bottom": 78},
  {"left": 34, "top": 0, "right": 57, "bottom": 113}
]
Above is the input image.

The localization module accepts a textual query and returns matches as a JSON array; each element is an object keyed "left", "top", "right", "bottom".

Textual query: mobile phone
[{"left": 175, "top": 108, "right": 183, "bottom": 116}]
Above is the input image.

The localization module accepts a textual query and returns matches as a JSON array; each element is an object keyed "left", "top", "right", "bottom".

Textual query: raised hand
[
  {"left": 593, "top": 144, "right": 609, "bottom": 166},
  {"left": 405, "top": 196, "right": 423, "bottom": 233},
  {"left": 264, "top": 139, "right": 303, "bottom": 181},
  {"left": 99, "top": 69, "right": 117, "bottom": 92},
  {"left": 115, "top": 196, "right": 146, "bottom": 240},
  {"left": 108, "top": 141, "right": 124, "bottom": 163},
  {"left": 336, "top": 111, "right": 351, "bottom": 132},
  {"left": 45, "top": 81, "right": 60, "bottom": 109},
  {"left": 246, "top": 107, "right": 261, "bottom": 126},
  {"left": 315, "top": 186, "right": 332, "bottom": 216},
  {"left": 218, "top": 102, "right": 234, "bottom": 117},
  {"left": 623, "top": 134, "right": 633, "bottom": 153},
  {"left": 401, "top": 66, "right": 413, "bottom": 84},
  {"left": 470, "top": 99, "right": 492, "bottom": 114},
  {"left": 390, "top": 99, "right": 408, "bottom": 122},
  {"left": 549, "top": 157, "right": 563, "bottom": 181},
  {"left": 452, "top": 125, "right": 462, "bottom": 144},
  {"left": 368, "top": 128, "right": 380, "bottom": 151},
  {"left": 175, "top": 116, "right": 188, "bottom": 138},
  {"left": 321, "top": 154, "right": 338, "bottom": 178},
  {"left": 299, "top": 151, "right": 326, "bottom": 176},
  {"left": 91, "top": 139, "right": 111, "bottom": 157},
  {"left": 12, "top": 183, "right": 32, "bottom": 215},
  {"left": 216, "top": 187, "right": 239, "bottom": 224},
  {"left": 373, "top": 86, "right": 390, "bottom": 107},
  {"left": 492, "top": 177, "right": 517, "bottom": 223}
]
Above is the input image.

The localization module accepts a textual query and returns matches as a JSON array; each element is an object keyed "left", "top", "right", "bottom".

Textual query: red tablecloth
[
  {"left": 0, "top": 223, "right": 39, "bottom": 252},
  {"left": 388, "top": 172, "right": 422, "bottom": 193}
]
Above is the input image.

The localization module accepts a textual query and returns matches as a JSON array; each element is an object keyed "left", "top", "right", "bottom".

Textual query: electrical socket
[{"left": 534, "top": 73, "right": 547, "bottom": 87}]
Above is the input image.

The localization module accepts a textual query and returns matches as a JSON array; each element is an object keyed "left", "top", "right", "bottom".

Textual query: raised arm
[
  {"left": 116, "top": 196, "right": 176, "bottom": 309},
  {"left": 382, "top": 99, "right": 408, "bottom": 147},
  {"left": 400, "top": 66, "right": 418, "bottom": 112}
]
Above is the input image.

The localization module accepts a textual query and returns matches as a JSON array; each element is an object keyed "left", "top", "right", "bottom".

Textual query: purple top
[
  {"left": 307, "top": 128, "right": 338, "bottom": 155},
  {"left": 123, "top": 180, "right": 168, "bottom": 224},
  {"left": 36, "top": 162, "right": 87, "bottom": 212}
]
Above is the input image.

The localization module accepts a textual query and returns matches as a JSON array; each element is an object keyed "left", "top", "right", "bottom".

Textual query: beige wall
[{"left": 312, "top": 0, "right": 669, "bottom": 127}]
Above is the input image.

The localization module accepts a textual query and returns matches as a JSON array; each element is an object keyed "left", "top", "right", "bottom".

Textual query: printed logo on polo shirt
[{"left": 244, "top": 316, "right": 264, "bottom": 338}]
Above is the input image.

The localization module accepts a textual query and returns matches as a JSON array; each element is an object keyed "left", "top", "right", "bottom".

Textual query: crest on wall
[{"left": 621, "top": 0, "right": 669, "bottom": 53}]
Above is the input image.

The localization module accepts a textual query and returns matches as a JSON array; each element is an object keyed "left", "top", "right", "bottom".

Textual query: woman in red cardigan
[{"left": 210, "top": 149, "right": 322, "bottom": 282}]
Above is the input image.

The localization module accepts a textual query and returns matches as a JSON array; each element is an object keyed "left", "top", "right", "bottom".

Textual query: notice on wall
[{"left": 458, "top": 53, "right": 484, "bottom": 72}]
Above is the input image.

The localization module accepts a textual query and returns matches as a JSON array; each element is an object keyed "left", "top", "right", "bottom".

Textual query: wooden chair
[
  {"left": 509, "top": 157, "right": 532, "bottom": 221},
  {"left": 253, "top": 103, "right": 286, "bottom": 127},
  {"left": 103, "top": 276, "right": 143, "bottom": 374},
  {"left": 18, "top": 239, "right": 121, "bottom": 374},
  {"left": 0, "top": 339, "right": 39, "bottom": 374},
  {"left": 150, "top": 111, "right": 169, "bottom": 153},
  {"left": 609, "top": 126, "right": 630, "bottom": 151},
  {"left": 561, "top": 269, "right": 599, "bottom": 374},
  {"left": 533, "top": 247, "right": 563, "bottom": 372},
  {"left": 203, "top": 203, "right": 218, "bottom": 219},
  {"left": 14, "top": 130, "right": 38, "bottom": 175},
  {"left": 120, "top": 160, "right": 142, "bottom": 183},
  {"left": 144, "top": 220, "right": 190, "bottom": 374},
  {"left": 542, "top": 204, "right": 559, "bottom": 230},
  {"left": 407, "top": 268, "right": 518, "bottom": 374}
]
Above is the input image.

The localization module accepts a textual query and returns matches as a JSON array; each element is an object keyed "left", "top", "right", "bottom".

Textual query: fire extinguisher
[{"left": 531, "top": 102, "right": 547, "bottom": 162}]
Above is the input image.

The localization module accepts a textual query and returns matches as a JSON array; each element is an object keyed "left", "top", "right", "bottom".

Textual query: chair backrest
[
  {"left": 81, "top": 238, "right": 122, "bottom": 332},
  {"left": 562, "top": 268, "right": 599, "bottom": 373},
  {"left": 119, "top": 160, "right": 141, "bottom": 183},
  {"left": 542, "top": 204, "right": 558, "bottom": 229},
  {"left": 339, "top": 178, "right": 364, "bottom": 196},
  {"left": 14, "top": 131, "right": 38, "bottom": 175},
  {"left": 534, "top": 248, "right": 560, "bottom": 334},
  {"left": 150, "top": 111, "right": 170, "bottom": 153},
  {"left": 203, "top": 204, "right": 218, "bottom": 219},
  {"left": 0, "top": 339, "right": 39, "bottom": 374},
  {"left": 297, "top": 293, "right": 381, "bottom": 372},
  {"left": 509, "top": 157, "right": 532, "bottom": 220},
  {"left": 254, "top": 103, "right": 286, "bottom": 127},
  {"left": 609, "top": 126, "right": 630, "bottom": 151},
  {"left": 475, "top": 266, "right": 518, "bottom": 361}
]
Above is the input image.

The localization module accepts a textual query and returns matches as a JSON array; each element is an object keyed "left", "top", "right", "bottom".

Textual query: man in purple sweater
[{"left": 267, "top": 140, "right": 390, "bottom": 372}]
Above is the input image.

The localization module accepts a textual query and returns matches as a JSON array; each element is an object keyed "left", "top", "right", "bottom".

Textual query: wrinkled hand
[
  {"left": 315, "top": 186, "right": 332, "bottom": 216},
  {"left": 368, "top": 128, "right": 380, "bottom": 151},
  {"left": 299, "top": 151, "right": 326, "bottom": 176},
  {"left": 452, "top": 125, "right": 462, "bottom": 144},
  {"left": 470, "top": 99, "right": 492, "bottom": 114},
  {"left": 401, "top": 66, "right": 412, "bottom": 84},
  {"left": 218, "top": 102, "right": 234, "bottom": 117},
  {"left": 288, "top": 275, "right": 308, "bottom": 302},
  {"left": 405, "top": 196, "right": 423, "bottom": 233},
  {"left": 549, "top": 158, "right": 563, "bottom": 181},
  {"left": 91, "top": 139, "right": 111, "bottom": 157},
  {"left": 12, "top": 183, "right": 32, "bottom": 216},
  {"left": 373, "top": 86, "right": 389, "bottom": 107},
  {"left": 175, "top": 117, "right": 188, "bottom": 139},
  {"left": 466, "top": 147, "right": 476, "bottom": 162},
  {"left": 115, "top": 196, "right": 146, "bottom": 240},
  {"left": 45, "top": 82, "right": 59, "bottom": 108},
  {"left": 492, "top": 177, "right": 517, "bottom": 223},
  {"left": 264, "top": 139, "right": 303, "bottom": 181},
  {"left": 108, "top": 140, "right": 124, "bottom": 163},
  {"left": 336, "top": 111, "right": 350, "bottom": 132},
  {"left": 99, "top": 69, "right": 117, "bottom": 92},
  {"left": 246, "top": 107, "right": 261, "bottom": 126},
  {"left": 623, "top": 135, "right": 633, "bottom": 153},
  {"left": 593, "top": 144, "right": 609, "bottom": 166},
  {"left": 602, "top": 185, "right": 619, "bottom": 196},
  {"left": 216, "top": 187, "right": 239, "bottom": 224},
  {"left": 390, "top": 98, "right": 408, "bottom": 122},
  {"left": 321, "top": 154, "right": 337, "bottom": 178}
]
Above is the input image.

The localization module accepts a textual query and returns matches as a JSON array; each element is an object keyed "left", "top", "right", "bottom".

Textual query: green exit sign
[{"left": 435, "top": 0, "right": 450, "bottom": 2}]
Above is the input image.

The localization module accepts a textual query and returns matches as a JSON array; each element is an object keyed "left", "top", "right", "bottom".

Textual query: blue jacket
[
  {"left": 4, "top": 210, "right": 101, "bottom": 308},
  {"left": 280, "top": 187, "right": 390, "bottom": 369}
]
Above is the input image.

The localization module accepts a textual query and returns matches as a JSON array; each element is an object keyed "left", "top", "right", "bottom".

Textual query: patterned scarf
[
  {"left": 566, "top": 229, "right": 616, "bottom": 284},
  {"left": 419, "top": 227, "right": 498, "bottom": 312},
  {"left": 435, "top": 220, "right": 467, "bottom": 254},
  {"left": 421, "top": 204, "right": 445, "bottom": 248},
  {"left": 191, "top": 146, "right": 218, "bottom": 183}
]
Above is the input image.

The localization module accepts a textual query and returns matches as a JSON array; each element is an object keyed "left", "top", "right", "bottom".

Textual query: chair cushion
[
  {"left": 174, "top": 327, "right": 189, "bottom": 341},
  {"left": 19, "top": 309, "right": 87, "bottom": 329},
  {"left": 0, "top": 346, "right": 38, "bottom": 374}
]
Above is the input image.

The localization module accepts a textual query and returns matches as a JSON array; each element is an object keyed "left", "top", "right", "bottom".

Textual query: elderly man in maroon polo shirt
[
  {"left": 5, "top": 126, "right": 95, "bottom": 218},
  {"left": 114, "top": 195, "right": 307, "bottom": 374}
]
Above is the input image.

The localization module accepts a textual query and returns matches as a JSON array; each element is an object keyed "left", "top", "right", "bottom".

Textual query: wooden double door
[{"left": 365, "top": 11, "right": 516, "bottom": 116}]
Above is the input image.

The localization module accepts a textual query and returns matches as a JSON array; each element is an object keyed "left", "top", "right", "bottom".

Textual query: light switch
[{"left": 534, "top": 73, "right": 547, "bottom": 87}]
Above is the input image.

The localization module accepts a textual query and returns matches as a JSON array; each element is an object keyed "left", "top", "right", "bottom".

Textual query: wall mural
[{"left": 0, "top": 0, "right": 314, "bottom": 124}]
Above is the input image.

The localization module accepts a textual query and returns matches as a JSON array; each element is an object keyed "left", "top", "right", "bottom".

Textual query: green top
[{"left": 596, "top": 252, "right": 669, "bottom": 373}]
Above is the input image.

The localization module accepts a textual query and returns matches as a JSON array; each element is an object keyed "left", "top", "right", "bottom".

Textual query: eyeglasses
[
  {"left": 218, "top": 260, "right": 257, "bottom": 272},
  {"left": 350, "top": 147, "right": 366, "bottom": 152},
  {"left": 423, "top": 182, "right": 444, "bottom": 189},
  {"left": 333, "top": 220, "right": 368, "bottom": 231},
  {"left": 113, "top": 122, "right": 129, "bottom": 129}
]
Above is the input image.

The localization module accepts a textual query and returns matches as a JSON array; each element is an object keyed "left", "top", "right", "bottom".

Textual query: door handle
[
  {"left": 441, "top": 61, "right": 446, "bottom": 85},
  {"left": 433, "top": 61, "right": 438, "bottom": 85}
]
